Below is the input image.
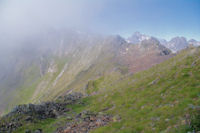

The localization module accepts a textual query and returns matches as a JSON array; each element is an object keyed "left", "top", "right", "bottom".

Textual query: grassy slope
[
  {"left": 88, "top": 47, "right": 200, "bottom": 133},
  {"left": 13, "top": 47, "right": 200, "bottom": 133},
  {"left": 2, "top": 63, "right": 41, "bottom": 114},
  {"left": 30, "top": 56, "right": 68, "bottom": 103},
  {"left": 31, "top": 43, "right": 123, "bottom": 102}
]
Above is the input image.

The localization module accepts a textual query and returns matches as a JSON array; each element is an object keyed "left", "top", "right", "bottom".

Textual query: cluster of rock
[
  {"left": 56, "top": 111, "right": 112, "bottom": 133},
  {"left": 0, "top": 93, "right": 113, "bottom": 133},
  {"left": 0, "top": 121, "right": 22, "bottom": 133},
  {"left": 0, "top": 93, "right": 83, "bottom": 133},
  {"left": 57, "top": 93, "right": 83, "bottom": 104},
  {"left": 25, "top": 129, "right": 43, "bottom": 133},
  {"left": 10, "top": 102, "right": 70, "bottom": 119}
]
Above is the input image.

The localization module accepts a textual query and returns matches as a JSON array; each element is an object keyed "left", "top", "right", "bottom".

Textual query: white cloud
[{"left": 0, "top": 0, "right": 107, "bottom": 48}]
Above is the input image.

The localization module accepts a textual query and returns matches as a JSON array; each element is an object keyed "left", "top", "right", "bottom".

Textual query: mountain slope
[
  {"left": 0, "top": 31, "right": 172, "bottom": 115},
  {"left": 1, "top": 46, "right": 199, "bottom": 133},
  {"left": 87, "top": 47, "right": 200, "bottom": 133},
  {"left": 120, "top": 37, "right": 172, "bottom": 72}
]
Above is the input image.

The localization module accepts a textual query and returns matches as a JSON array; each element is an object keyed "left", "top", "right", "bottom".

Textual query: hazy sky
[
  {"left": 98, "top": 0, "right": 200, "bottom": 40},
  {"left": 0, "top": 0, "right": 200, "bottom": 41}
]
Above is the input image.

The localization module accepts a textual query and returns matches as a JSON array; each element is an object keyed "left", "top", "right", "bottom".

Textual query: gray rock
[
  {"left": 34, "top": 129, "right": 42, "bottom": 133},
  {"left": 25, "top": 129, "right": 31, "bottom": 133}
]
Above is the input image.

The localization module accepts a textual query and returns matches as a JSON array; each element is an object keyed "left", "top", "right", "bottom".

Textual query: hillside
[
  {"left": 0, "top": 0, "right": 199, "bottom": 132},
  {"left": 0, "top": 31, "right": 172, "bottom": 115},
  {"left": 0, "top": 47, "right": 199, "bottom": 133}
]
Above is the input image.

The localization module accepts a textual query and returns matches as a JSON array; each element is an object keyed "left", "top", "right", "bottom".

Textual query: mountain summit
[
  {"left": 166, "top": 37, "right": 188, "bottom": 52},
  {"left": 127, "top": 32, "right": 151, "bottom": 44},
  {"left": 127, "top": 32, "right": 200, "bottom": 52}
]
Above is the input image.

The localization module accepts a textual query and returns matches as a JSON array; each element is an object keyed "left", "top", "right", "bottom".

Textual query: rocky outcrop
[
  {"left": 0, "top": 92, "right": 113, "bottom": 133},
  {"left": 57, "top": 93, "right": 83, "bottom": 103},
  {"left": 56, "top": 111, "right": 112, "bottom": 133},
  {"left": 10, "top": 102, "right": 70, "bottom": 119},
  {"left": 0, "top": 93, "right": 83, "bottom": 133}
]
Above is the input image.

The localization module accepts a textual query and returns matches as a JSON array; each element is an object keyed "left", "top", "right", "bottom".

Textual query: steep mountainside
[
  {"left": 0, "top": 30, "right": 172, "bottom": 115},
  {"left": 120, "top": 37, "right": 172, "bottom": 72},
  {"left": 0, "top": 47, "right": 199, "bottom": 133}
]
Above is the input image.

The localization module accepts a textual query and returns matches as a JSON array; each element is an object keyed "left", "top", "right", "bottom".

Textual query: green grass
[
  {"left": 85, "top": 47, "right": 200, "bottom": 133},
  {"left": 13, "top": 118, "right": 57, "bottom": 133},
  {"left": 3, "top": 47, "right": 200, "bottom": 133},
  {"left": 86, "top": 77, "right": 104, "bottom": 95},
  {"left": 13, "top": 98, "right": 88, "bottom": 133}
]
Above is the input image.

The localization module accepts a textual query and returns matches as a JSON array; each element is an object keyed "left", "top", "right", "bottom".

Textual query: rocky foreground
[
  {"left": 56, "top": 111, "right": 112, "bottom": 133},
  {"left": 0, "top": 93, "right": 113, "bottom": 133}
]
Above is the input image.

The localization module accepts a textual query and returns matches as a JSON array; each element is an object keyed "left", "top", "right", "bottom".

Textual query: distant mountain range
[{"left": 127, "top": 32, "right": 200, "bottom": 52}]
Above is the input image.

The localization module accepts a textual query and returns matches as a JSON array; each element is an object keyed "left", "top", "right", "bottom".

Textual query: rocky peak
[
  {"left": 170, "top": 37, "right": 187, "bottom": 43},
  {"left": 139, "top": 37, "right": 171, "bottom": 55},
  {"left": 140, "top": 37, "right": 160, "bottom": 46},
  {"left": 166, "top": 37, "right": 188, "bottom": 52},
  {"left": 127, "top": 32, "right": 151, "bottom": 44},
  {"left": 188, "top": 39, "right": 200, "bottom": 46}
]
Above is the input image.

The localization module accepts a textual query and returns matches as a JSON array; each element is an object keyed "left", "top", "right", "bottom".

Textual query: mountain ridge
[
  {"left": 127, "top": 32, "right": 200, "bottom": 52},
  {"left": 0, "top": 46, "right": 199, "bottom": 133},
  {"left": 0, "top": 30, "right": 173, "bottom": 114}
]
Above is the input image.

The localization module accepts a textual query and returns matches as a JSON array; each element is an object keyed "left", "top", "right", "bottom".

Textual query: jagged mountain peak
[
  {"left": 188, "top": 39, "right": 200, "bottom": 46},
  {"left": 140, "top": 37, "right": 159, "bottom": 45},
  {"left": 166, "top": 36, "right": 188, "bottom": 52},
  {"left": 127, "top": 32, "right": 151, "bottom": 44},
  {"left": 170, "top": 36, "right": 187, "bottom": 42},
  {"left": 127, "top": 32, "right": 200, "bottom": 53},
  {"left": 139, "top": 37, "right": 171, "bottom": 55}
]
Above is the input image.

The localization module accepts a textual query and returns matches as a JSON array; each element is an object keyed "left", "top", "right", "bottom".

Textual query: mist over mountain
[
  {"left": 0, "top": 29, "right": 199, "bottom": 132},
  {"left": 0, "top": 29, "right": 172, "bottom": 113},
  {"left": 0, "top": 0, "right": 200, "bottom": 133},
  {"left": 0, "top": 29, "right": 199, "bottom": 115}
]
